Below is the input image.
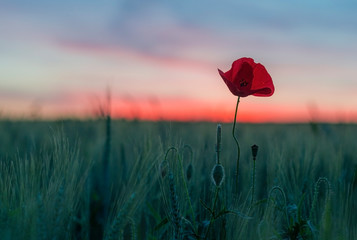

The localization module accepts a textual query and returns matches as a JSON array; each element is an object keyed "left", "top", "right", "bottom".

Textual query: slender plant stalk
[
  {"left": 251, "top": 158, "right": 256, "bottom": 206},
  {"left": 164, "top": 147, "right": 197, "bottom": 233},
  {"left": 101, "top": 88, "right": 112, "bottom": 233},
  {"left": 204, "top": 187, "right": 220, "bottom": 240},
  {"left": 204, "top": 124, "right": 224, "bottom": 239},
  {"left": 232, "top": 97, "right": 241, "bottom": 195},
  {"left": 216, "top": 124, "right": 222, "bottom": 165},
  {"left": 102, "top": 114, "right": 111, "bottom": 217},
  {"left": 250, "top": 145, "right": 258, "bottom": 208},
  {"left": 177, "top": 154, "right": 197, "bottom": 230},
  {"left": 168, "top": 173, "right": 181, "bottom": 240},
  {"left": 310, "top": 177, "right": 331, "bottom": 224},
  {"left": 267, "top": 186, "right": 289, "bottom": 228}
]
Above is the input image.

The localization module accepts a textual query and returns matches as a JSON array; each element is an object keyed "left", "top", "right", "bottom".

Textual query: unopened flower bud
[
  {"left": 211, "top": 164, "right": 225, "bottom": 187},
  {"left": 251, "top": 144, "right": 259, "bottom": 160},
  {"left": 186, "top": 163, "right": 193, "bottom": 182}
]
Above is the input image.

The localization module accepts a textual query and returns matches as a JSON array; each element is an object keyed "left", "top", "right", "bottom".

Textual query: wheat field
[{"left": 0, "top": 119, "right": 356, "bottom": 239}]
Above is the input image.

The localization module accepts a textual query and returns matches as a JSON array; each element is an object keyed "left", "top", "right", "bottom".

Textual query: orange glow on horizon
[
  {"left": 107, "top": 98, "right": 357, "bottom": 123},
  {"left": 1, "top": 93, "right": 357, "bottom": 123}
]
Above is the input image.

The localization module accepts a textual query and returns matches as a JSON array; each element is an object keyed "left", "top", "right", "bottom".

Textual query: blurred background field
[{"left": 0, "top": 119, "right": 356, "bottom": 239}]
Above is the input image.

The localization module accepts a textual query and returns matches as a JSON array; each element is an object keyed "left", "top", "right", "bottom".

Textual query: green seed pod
[
  {"left": 211, "top": 164, "right": 225, "bottom": 187},
  {"left": 186, "top": 163, "right": 193, "bottom": 182},
  {"left": 251, "top": 144, "right": 259, "bottom": 160}
]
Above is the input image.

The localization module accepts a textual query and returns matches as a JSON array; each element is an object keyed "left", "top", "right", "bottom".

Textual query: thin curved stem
[
  {"left": 204, "top": 186, "right": 220, "bottom": 240},
  {"left": 177, "top": 154, "right": 197, "bottom": 231},
  {"left": 164, "top": 147, "right": 197, "bottom": 234},
  {"left": 267, "top": 186, "right": 289, "bottom": 228},
  {"left": 232, "top": 97, "right": 241, "bottom": 195},
  {"left": 164, "top": 147, "right": 178, "bottom": 161}
]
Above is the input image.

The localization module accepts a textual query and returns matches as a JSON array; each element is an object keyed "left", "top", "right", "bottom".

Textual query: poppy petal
[
  {"left": 218, "top": 69, "right": 251, "bottom": 97},
  {"left": 251, "top": 63, "right": 274, "bottom": 96}
]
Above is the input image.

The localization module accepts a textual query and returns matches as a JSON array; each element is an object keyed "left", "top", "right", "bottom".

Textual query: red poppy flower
[{"left": 218, "top": 57, "right": 274, "bottom": 97}]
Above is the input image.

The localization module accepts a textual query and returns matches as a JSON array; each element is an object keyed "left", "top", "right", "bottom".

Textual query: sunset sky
[{"left": 1, "top": 0, "right": 357, "bottom": 122}]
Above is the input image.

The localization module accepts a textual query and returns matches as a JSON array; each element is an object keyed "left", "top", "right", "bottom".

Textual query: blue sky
[{"left": 1, "top": 0, "right": 357, "bottom": 121}]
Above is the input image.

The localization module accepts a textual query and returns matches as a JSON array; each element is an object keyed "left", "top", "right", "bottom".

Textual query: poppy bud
[
  {"left": 211, "top": 164, "right": 225, "bottom": 187},
  {"left": 251, "top": 144, "right": 258, "bottom": 160},
  {"left": 186, "top": 163, "right": 193, "bottom": 181}
]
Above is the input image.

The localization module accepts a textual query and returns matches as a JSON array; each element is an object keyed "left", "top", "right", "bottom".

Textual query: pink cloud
[{"left": 54, "top": 39, "right": 216, "bottom": 72}]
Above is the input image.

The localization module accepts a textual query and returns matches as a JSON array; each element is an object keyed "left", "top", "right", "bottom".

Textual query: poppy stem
[
  {"left": 251, "top": 157, "right": 256, "bottom": 206},
  {"left": 232, "top": 96, "right": 241, "bottom": 196}
]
